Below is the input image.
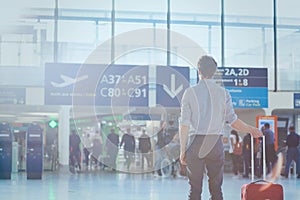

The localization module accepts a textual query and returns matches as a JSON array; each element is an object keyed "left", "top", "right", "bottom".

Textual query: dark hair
[
  {"left": 198, "top": 55, "right": 217, "bottom": 78},
  {"left": 289, "top": 125, "right": 295, "bottom": 132},
  {"left": 231, "top": 130, "right": 239, "bottom": 143},
  {"left": 264, "top": 123, "right": 270, "bottom": 129}
]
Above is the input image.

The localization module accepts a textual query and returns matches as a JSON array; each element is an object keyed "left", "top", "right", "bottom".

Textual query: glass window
[
  {"left": 114, "top": 0, "right": 167, "bottom": 65},
  {"left": 57, "top": 2, "right": 112, "bottom": 63},
  {"left": 171, "top": 0, "right": 221, "bottom": 85},
  {"left": 172, "top": 0, "right": 221, "bottom": 61},
  {"left": 59, "top": 0, "right": 111, "bottom": 10},
  {"left": 224, "top": 0, "right": 274, "bottom": 90},
  {"left": 277, "top": 0, "right": 300, "bottom": 91},
  {"left": 0, "top": 34, "right": 40, "bottom": 66}
]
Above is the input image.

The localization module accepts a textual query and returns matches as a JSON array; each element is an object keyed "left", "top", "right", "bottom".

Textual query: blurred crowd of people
[
  {"left": 68, "top": 121, "right": 180, "bottom": 175},
  {"left": 228, "top": 123, "right": 300, "bottom": 179}
]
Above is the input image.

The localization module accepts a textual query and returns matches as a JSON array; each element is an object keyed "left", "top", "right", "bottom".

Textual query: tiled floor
[{"left": 0, "top": 169, "right": 299, "bottom": 200}]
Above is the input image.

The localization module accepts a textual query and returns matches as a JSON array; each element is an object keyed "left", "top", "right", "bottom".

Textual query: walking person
[
  {"left": 284, "top": 126, "right": 300, "bottom": 178},
  {"left": 230, "top": 130, "right": 243, "bottom": 178},
  {"left": 120, "top": 128, "right": 135, "bottom": 170},
  {"left": 69, "top": 130, "right": 81, "bottom": 173},
  {"left": 82, "top": 132, "right": 93, "bottom": 169},
  {"left": 242, "top": 132, "right": 260, "bottom": 178},
  {"left": 155, "top": 121, "right": 168, "bottom": 176},
  {"left": 90, "top": 131, "right": 103, "bottom": 168},
  {"left": 138, "top": 129, "right": 152, "bottom": 170},
  {"left": 263, "top": 122, "right": 277, "bottom": 174},
  {"left": 106, "top": 128, "right": 119, "bottom": 171},
  {"left": 179, "top": 55, "right": 263, "bottom": 200}
]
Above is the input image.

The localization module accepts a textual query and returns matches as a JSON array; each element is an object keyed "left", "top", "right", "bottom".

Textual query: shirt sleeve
[
  {"left": 225, "top": 90, "right": 237, "bottom": 125},
  {"left": 180, "top": 88, "right": 192, "bottom": 126}
]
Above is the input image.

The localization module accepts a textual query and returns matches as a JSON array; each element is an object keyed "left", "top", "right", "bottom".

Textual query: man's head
[
  {"left": 264, "top": 123, "right": 270, "bottom": 129},
  {"left": 197, "top": 55, "right": 217, "bottom": 79},
  {"left": 289, "top": 125, "right": 295, "bottom": 132}
]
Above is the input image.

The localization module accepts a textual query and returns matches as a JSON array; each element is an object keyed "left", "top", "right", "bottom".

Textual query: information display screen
[
  {"left": 294, "top": 93, "right": 300, "bottom": 108},
  {"left": 215, "top": 67, "right": 268, "bottom": 108}
]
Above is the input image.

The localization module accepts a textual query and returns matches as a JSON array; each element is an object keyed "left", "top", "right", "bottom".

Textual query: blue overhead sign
[
  {"left": 215, "top": 67, "right": 268, "bottom": 108},
  {"left": 94, "top": 65, "right": 149, "bottom": 107},
  {"left": 294, "top": 93, "right": 300, "bottom": 109},
  {"left": 156, "top": 66, "right": 190, "bottom": 107},
  {"left": 45, "top": 63, "right": 149, "bottom": 107},
  {"left": 0, "top": 87, "right": 25, "bottom": 104}
]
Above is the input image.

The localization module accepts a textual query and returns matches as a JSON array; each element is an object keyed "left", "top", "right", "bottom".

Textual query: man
[
  {"left": 263, "top": 122, "right": 277, "bottom": 174},
  {"left": 179, "top": 55, "right": 262, "bottom": 200},
  {"left": 91, "top": 131, "right": 103, "bottom": 168},
  {"left": 106, "top": 128, "right": 119, "bottom": 171},
  {"left": 155, "top": 121, "right": 168, "bottom": 176},
  {"left": 120, "top": 128, "right": 135, "bottom": 170},
  {"left": 284, "top": 126, "right": 300, "bottom": 178},
  {"left": 82, "top": 132, "right": 93, "bottom": 168},
  {"left": 69, "top": 130, "right": 81, "bottom": 173},
  {"left": 138, "top": 129, "right": 152, "bottom": 169}
]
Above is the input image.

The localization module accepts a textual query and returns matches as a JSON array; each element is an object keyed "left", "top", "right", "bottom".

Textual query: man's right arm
[
  {"left": 231, "top": 119, "right": 262, "bottom": 138},
  {"left": 225, "top": 91, "right": 262, "bottom": 138}
]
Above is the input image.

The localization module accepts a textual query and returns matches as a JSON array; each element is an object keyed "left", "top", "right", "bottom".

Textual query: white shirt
[{"left": 180, "top": 80, "right": 237, "bottom": 135}]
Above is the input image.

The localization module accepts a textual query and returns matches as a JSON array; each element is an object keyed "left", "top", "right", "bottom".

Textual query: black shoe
[{"left": 297, "top": 175, "right": 300, "bottom": 179}]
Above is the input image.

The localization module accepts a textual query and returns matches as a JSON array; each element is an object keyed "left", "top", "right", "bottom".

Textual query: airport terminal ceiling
[{"left": 1, "top": 0, "right": 300, "bottom": 124}]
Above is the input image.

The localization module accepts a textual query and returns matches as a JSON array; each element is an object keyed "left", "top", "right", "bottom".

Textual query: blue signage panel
[
  {"left": 45, "top": 63, "right": 149, "bottom": 106},
  {"left": 94, "top": 65, "right": 149, "bottom": 107},
  {"left": 227, "top": 87, "right": 268, "bottom": 108},
  {"left": 156, "top": 66, "right": 190, "bottom": 107},
  {"left": 294, "top": 93, "right": 300, "bottom": 108},
  {"left": 45, "top": 63, "right": 80, "bottom": 105},
  {"left": 215, "top": 67, "right": 268, "bottom": 108},
  {"left": 0, "top": 87, "right": 25, "bottom": 104}
]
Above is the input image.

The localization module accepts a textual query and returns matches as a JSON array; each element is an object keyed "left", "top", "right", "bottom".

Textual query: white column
[{"left": 58, "top": 106, "right": 71, "bottom": 166}]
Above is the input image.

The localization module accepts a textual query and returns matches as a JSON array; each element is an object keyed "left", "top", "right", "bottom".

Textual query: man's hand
[{"left": 180, "top": 151, "right": 187, "bottom": 166}]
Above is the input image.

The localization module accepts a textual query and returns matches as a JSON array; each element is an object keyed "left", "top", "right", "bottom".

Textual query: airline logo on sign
[{"left": 51, "top": 75, "right": 88, "bottom": 88}]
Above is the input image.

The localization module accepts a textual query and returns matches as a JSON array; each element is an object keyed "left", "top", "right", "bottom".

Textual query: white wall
[
  {"left": 26, "top": 87, "right": 44, "bottom": 105},
  {"left": 265, "top": 92, "right": 294, "bottom": 115}
]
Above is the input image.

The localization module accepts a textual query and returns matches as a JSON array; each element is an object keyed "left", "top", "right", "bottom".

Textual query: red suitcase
[
  {"left": 242, "top": 180, "right": 283, "bottom": 200},
  {"left": 241, "top": 135, "right": 284, "bottom": 200},
  {"left": 241, "top": 180, "right": 283, "bottom": 200}
]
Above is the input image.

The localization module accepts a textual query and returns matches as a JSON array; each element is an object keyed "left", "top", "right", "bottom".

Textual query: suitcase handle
[{"left": 250, "top": 179, "right": 271, "bottom": 184}]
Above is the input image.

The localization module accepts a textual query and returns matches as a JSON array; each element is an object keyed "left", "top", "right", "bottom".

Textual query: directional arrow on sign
[{"left": 163, "top": 74, "right": 183, "bottom": 98}]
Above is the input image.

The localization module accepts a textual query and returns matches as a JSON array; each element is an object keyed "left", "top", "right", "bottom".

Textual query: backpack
[{"left": 233, "top": 142, "right": 243, "bottom": 155}]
